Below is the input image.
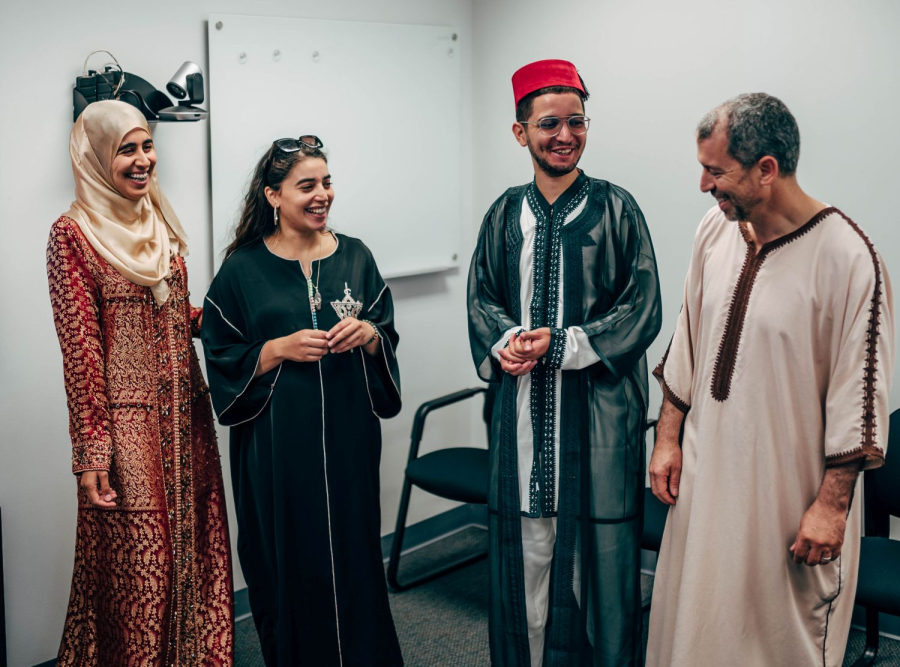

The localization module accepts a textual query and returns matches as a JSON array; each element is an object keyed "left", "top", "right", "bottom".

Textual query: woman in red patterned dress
[{"left": 46, "top": 100, "right": 234, "bottom": 665}]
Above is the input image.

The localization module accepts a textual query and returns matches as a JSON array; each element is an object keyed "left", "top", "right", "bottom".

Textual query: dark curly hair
[{"left": 224, "top": 142, "right": 328, "bottom": 258}]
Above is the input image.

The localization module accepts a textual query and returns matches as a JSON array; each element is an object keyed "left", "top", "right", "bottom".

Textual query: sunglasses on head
[{"left": 273, "top": 135, "right": 324, "bottom": 152}]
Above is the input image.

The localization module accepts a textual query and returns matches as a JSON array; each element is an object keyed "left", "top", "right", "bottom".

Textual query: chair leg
[
  {"left": 852, "top": 607, "right": 879, "bottom": 666},
  {"left": 386, "top": 477, "right": 414, "bottom": 591},
  {"left": 387, "top": 480, "right": 488, "bottom": 592}
]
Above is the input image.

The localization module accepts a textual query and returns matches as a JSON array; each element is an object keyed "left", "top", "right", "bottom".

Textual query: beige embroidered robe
[{"left": 647, "top": 206, "right": 894, "bottom": 667}]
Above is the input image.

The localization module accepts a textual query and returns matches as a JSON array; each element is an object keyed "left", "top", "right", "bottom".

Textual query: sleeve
[
  {"left": 559, "top": 327, "right": 601, "bottom": 371},
  {"left": 652, "top": 210, "right": 714, "bottom": 413},
  {"left": 823, "top": 247, "right": 894, "bottom": 469},
  {"left": 200, "top": 267, "right": 281, "bottom": 427},
  {"left": 468, "top": 195, "right": 521, "bottom": 382},
  {"left": 359, "top": 246, "right": 402, "bottom": 419},
  {"left": 579, "top": 190, "right": 663, "bottom": 379},
  {"left": 47, "top": 222, "right": 113, "bottom": 474},
  {"left": 190, "top": 305, "right": 203, "bottom": 338}
]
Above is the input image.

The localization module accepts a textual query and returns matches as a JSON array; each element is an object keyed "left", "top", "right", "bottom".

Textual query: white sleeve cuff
[
  {"left": 560, "top": 326, "right": 601, "bottom": 370},
  {"left": 491, "top": 326, "right": 522, "bottom": 361}
]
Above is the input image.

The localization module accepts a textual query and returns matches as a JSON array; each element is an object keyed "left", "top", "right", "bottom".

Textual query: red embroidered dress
[{"left": 47, "top": 216, "right": 233, "bottom": 665}]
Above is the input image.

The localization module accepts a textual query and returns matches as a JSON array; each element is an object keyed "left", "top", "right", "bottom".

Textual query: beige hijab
[{"left": 64, "top": 100, "right": 190, "bottom": 305}]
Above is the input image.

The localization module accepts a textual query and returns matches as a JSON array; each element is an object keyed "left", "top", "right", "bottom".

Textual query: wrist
[
  {"left": 655, "top": 437, "right": 681, "bottom": 451},
  {"left": 269, "top": 338, "right": 287, "bottom": 363},
  {"left": 360, "top": 320, "right": 379, "bottom": 346},
  {"left": 813, "top": 495, "right": 850, "bottom": 515}
]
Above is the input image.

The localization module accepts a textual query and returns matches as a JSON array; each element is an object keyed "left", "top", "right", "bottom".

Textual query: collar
[{"left": 528, "top": 170, "right": 588, "bottom": 219}]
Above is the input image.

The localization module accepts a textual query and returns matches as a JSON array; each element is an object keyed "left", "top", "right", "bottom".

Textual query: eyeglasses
[
  {"left": 519, "top": 116, "right": 591, "bottom": 137},
  {"left": 273, "top": 135, "right": 324, "bottom": 152}
]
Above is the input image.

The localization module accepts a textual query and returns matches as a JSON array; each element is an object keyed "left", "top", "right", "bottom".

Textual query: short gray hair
[{"left": 697, "top": 93, "right": 800, "bottom": 176}]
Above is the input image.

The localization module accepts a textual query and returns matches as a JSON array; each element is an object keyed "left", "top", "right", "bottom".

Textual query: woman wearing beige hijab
[{"left": 47, "top": 100, "right": 233, "bottom": 665}]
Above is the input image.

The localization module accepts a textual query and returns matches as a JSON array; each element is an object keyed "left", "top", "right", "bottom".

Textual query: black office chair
[
  {"left": 387, "top": 385, "right": 496, "bottom": 591},
  {"left": 852, "top": 409, "right": 900, "bottom": 666}
]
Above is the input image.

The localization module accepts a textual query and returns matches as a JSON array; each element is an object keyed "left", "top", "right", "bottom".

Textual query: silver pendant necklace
[{"left": 309, "top": 260, "right": 322, "bottom": 311}]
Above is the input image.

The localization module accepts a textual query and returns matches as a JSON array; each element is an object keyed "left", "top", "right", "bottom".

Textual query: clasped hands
[
  {"left": 498, "top": 328, "right": 552, "bottom": 376},
  {"left": 279, "top": 317, "right": 377, "bottom": 362},
  {"left": 649, "top": 439, "right": 846, "bottom": 567}
]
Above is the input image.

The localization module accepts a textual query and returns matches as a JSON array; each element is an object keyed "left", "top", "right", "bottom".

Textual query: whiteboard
[{"left": 208, "top": 14, "right": 462, "bottom": 278}]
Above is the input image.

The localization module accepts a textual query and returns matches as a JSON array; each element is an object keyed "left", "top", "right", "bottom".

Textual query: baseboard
[
  {"left": 380, "top": 503, "right": 487, "bottom": 561},
  {"left": 234, "top": 586, "right": 251, "bottom": 622},
  {"left": 32, "top": 504, "right": 487, "bottom": 667}
]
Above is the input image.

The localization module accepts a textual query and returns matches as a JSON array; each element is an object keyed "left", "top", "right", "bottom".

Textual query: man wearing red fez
[{"left": 468, "top": 59, "right": 661, "bottom": 666}]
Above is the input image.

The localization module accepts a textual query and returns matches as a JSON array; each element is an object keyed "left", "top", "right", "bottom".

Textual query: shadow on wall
[{"left": 389, "top": 267, "right": 461, "bottom": 302}]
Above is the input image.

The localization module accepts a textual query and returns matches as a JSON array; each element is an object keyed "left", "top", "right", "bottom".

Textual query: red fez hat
[{"left": 512, "top": 59, "right": 587, "bottom": 108}]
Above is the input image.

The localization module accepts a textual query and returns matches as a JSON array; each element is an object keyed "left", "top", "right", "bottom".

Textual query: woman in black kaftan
[{"left": 202, "top": 136, "right": 403, "bottom": 666}]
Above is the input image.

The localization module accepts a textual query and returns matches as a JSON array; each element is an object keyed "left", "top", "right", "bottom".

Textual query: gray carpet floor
[{"left": 235, "top": 527, "right": 900, "bottom": 666}]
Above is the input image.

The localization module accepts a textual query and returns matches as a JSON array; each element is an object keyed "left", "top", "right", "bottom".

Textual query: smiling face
[
  {"left": 697, "top": 125, "right": 763, "bottom": 222},
  {"left": 513, "top": 91, "right": 587, "bottom": 178},
  {"left": 111, "top": 128, "right": 156, "bottom": 200},
  {"left": 265, "top": 157, "right": 333, "bottom": 233}
]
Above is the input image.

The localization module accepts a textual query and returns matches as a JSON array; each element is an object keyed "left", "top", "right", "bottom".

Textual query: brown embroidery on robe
[
  {"left": 710, "top": 207, "right": 834, "bottom": 402},
  {"left": 824, "top": 211, "right": 885, "bottom": 468},
  {"left": 653, "top": 336, "right": 690, "bottom": 413}
]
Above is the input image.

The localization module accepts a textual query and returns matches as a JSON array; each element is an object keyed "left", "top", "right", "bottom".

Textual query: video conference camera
[
  {"left": 73, "top": 52, "right": 209, "bottom": 123},
  {"left": 158, "top": 61, "right": 208, "bottom": 121}
]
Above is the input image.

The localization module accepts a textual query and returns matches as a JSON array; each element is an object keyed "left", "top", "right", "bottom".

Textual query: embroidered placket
[{"left": 525, "top": 182, "right": 586, "bottom": 516}]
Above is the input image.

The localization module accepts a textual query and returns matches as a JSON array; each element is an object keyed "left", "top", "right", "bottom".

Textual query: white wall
[
  {"left": 3, "top": 0, "right": 900, "bottom": 664},
  {"left": 472, "top": 0, "right": 900, "bottom": 411},
  {"left": 0, "top": 1, "right": 476, "bottom": 665}
]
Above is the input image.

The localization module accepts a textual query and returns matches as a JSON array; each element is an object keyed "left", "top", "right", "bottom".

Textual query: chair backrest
[{"left": 869, "top": 409, "right": 900, "bottom": 519}]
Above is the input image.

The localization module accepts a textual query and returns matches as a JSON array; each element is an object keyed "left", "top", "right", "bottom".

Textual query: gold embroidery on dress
[{"left": 48, "top": 217, "right": 234, "bottom": 665}]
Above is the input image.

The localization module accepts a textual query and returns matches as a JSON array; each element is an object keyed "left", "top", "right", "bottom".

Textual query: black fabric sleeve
[
  {"left": 200, "top": 268, "right": 281, "bottom": 426},
  {"left": 582, "top": 188, "right": 662, "bottom": 378},
  {"left": 467, "top": 194, "right": 518, "bottom": 383},
  {"left": 359, "top": 244, "right": 402, "bottom": 419}
]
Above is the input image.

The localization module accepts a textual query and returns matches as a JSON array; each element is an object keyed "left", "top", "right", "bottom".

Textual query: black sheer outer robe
[
  {"left": 201, "top": 234, "right": 402, "bottom": 667},
  {"left": 468, "top": 177, "right": 662, "bottom": 666}
]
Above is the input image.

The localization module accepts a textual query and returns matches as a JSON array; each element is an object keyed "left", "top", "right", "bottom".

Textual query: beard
[
  {"left": 715, "top": 191, "right": 762, "bottom": 222},
  {"left": 527, "top": 140, "right": 581, "bottom": 178}
]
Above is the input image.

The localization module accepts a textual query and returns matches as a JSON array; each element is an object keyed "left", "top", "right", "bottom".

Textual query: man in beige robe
[{"left": 647, "top": 93, "right": 894, "bottom": 666}]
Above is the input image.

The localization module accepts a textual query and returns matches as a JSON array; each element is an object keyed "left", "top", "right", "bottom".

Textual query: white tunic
[{"left": 647, "top": 206, "right": 894, "bottom": 667}]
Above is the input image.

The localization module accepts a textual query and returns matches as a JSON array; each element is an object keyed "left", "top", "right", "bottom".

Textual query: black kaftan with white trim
[{"left": 201, "top": 234, "right": 402, "bottom": 667}]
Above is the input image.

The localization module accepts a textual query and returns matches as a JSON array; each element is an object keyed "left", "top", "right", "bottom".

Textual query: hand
[
  {"left": 510, "top": 328, "right": 551, "bottom": 361},
  {"left": 277, "top": 329, "right": 329, "bottom": 362},
  {"left": 79, "top": 470, "right": 118, "bottom": 508},
  {"left": 790, "top": 500, "right": 847, "bottom": 566},
  {"left": 498, "top": 336, "right": 537, "bottom": 376},
  {"left": 649, "top": 438, "right": 682, "bottom": 505},
  {"left": 327, "top": 318, "right": 375, "bottom": 354},
  {"left": 498, "top": 349, "right": 537, "bottom": 376}
]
